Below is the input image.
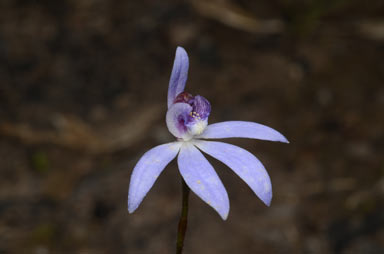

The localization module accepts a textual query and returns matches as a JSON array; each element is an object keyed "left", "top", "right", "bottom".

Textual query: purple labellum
[
  {"left": 167, "top": 92, "right": 211, "bottom": 140},
  {"left": 173, "top": 92, "right": 211, "bottom": 120}
]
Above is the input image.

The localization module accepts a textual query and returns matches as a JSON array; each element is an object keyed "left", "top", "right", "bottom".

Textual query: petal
[
  {"left": 178, "top": 142, "right": 229, "bottom": 220},
  {"left": 168, "top": 47, "right": 189, "bottom": 108},
  {"left": 128, "top": 142, "right": 182, "bottom": 213},
  {"left": 166, "top": 102, "right": 193, "bottom": 139},
  {"left": 197, "top": 121, "right": 289, "bottom": 143},
  {"left": 193, "top": 140, "right": 272, "bottom": 206}
]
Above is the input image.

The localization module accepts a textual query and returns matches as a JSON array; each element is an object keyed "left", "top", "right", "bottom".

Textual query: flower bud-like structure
[{"left": 166, "top": 92, "right": 211, "bottom": 141}]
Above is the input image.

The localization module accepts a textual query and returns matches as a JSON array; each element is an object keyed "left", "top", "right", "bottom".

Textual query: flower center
[{"left": 166, "top": 92, "right": 211, "bottom": 140}]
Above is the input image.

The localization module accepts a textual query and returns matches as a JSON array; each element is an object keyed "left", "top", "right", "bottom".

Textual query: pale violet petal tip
[
  {"left": 193, "top": 140, "right": 273, "bottom": 207},
  {"left": 265, "top": 194, "right": 272, "bottom": 206},
  {"left": 177, "top": 142, "right": 229, "bottom": 220},
  {"left": 128, "top": 142, "right": 182, "bottom": 213}
]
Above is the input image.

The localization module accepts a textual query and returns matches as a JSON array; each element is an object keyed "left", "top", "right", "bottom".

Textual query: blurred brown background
[{"left": 0, "top": 0, "right": 383, "bottom": 253}]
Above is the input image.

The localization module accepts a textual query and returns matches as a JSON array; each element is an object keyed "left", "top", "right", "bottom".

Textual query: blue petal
[
  {"left": 128, "top": 142, "right": 182, "bottom": 213},
  {"left": 178, "top": 142, "right": 229, "bottom": 220},
  {"left": 193, "top": 140, "right": 272, "bottom": 206},
  {"left": 168, "top": 47, "right": 189, "bottom": 108},
  {"left": 166, "top": 102, "right": 193, "bottom": 139},
  {"left": 197, "top": 121, "right": 289, "bottom": 143}
]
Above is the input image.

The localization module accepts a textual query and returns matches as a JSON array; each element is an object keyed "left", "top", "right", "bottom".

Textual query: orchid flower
[{"left": 128, "top": 47, "right": 288, "bottom": 220}]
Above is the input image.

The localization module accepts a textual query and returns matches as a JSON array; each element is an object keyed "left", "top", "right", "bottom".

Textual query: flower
[{"left": 128, "top": 47, "right": 288, "bottom": 220}]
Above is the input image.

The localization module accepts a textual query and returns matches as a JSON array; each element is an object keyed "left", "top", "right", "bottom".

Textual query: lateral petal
[
  {"left": 193, "top": 140, "right": 272, "bottom": 206},
  {"left": 178, "top": 142, "right": 229, "bottom": 220},
  {"left": 128, "top": 142, "right": 182, "bottom": 213},
  {"left": 197, "top": 121, "right": 289, "bottom": 143}
]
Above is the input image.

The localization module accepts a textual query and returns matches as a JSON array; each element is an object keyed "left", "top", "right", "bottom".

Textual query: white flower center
[{"left": 188, "top": 120, "right": 207, "bottom": 136}]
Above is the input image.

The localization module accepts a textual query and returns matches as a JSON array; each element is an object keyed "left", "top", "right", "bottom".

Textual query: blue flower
[{"left": 128, "top": 47, "right": 288, "bottom": 220}]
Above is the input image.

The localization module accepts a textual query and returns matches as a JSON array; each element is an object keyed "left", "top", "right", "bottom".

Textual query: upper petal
[
  {"left": 128, "top": 142, "right": 182, "bottom": 213},
  {"left": 177, "top": 142, "right": 229, "bottom": 220},
  {"left": 193, "top": 140, "right": 272, "bottom": 206},
  {"left": 168, "top": 47, "right": 189, "bottom": 108},
  {"left": 197, "top": 121, "right": 289, "bottom": 143}
]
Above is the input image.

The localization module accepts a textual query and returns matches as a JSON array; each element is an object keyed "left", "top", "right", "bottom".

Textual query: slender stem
[{"left": 176, "top": 178, "right": 190, "bottom": 254}]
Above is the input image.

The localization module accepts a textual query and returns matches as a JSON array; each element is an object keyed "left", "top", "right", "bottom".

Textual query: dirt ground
[{"left": 0, "top": 0, "right": 383, "bottom": 253}]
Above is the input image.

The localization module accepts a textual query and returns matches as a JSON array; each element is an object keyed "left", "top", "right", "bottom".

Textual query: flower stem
[{"left": 176, "top": 178, "right": 190, "bottom": 254}]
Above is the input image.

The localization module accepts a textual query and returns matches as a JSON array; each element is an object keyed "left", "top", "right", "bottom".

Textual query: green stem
[{"left": 176, "top": 178, "right": 190, "bottom": 254}]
